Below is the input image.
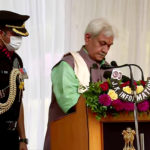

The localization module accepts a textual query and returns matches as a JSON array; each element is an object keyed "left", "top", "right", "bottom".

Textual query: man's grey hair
[{"left": 85, "top": 18, "right": 115, "bottom": 38}]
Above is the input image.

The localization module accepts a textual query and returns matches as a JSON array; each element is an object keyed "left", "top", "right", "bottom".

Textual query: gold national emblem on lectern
[{"left": 122, "top": 127, "right": 136, "bottom": 150}]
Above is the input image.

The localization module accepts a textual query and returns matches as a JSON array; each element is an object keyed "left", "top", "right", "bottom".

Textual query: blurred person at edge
[{"left": 0, "top": 10, "right": 29, "bottom": 150}]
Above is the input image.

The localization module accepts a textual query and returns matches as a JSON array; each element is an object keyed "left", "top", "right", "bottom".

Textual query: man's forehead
[{"left": 98, "top": 33, "right": 113, "bottom": 44}]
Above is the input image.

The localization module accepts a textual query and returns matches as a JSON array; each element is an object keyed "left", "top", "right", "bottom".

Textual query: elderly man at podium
[{"left": 44, "top": 18, "right": 115, "bottom": 150}]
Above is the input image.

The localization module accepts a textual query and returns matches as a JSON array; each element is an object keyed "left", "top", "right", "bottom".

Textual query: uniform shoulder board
[{"left": 12, "top": 53, "right": 23, "bottom": 68}]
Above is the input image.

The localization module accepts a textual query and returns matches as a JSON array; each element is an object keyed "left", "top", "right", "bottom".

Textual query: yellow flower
[
  {"left": 123, "top": 86, "right": 132, "bottom": 94},
  {"left": 136, "top": 85, "right": 144, "bottom": 94},
  {"left": 108, "top": 89, "right": 118, "bottom": 100}
]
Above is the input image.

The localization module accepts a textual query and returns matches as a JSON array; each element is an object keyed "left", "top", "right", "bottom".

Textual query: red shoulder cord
[{"left": 0, "top": 47, "right": 14, "bottom": 60}]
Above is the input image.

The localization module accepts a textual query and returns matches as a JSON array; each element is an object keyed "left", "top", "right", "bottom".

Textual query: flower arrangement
[{"left": 83, "top": 79, "right": 150, "bottom": 120}]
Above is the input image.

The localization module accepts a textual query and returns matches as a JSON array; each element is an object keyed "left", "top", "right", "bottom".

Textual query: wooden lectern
[{"left": 50, "top": 96, "right": 150, "bottom": 150}]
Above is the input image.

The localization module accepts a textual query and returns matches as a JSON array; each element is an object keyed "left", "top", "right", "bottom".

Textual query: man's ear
[{"left": 85, "top": 33, "right": 91, "bottom": 44}]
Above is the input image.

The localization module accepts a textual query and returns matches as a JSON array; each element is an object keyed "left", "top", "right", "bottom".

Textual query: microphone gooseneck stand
[
  {"left": 111, "top": 61, "right": 145, "bottom": 150},
  {"left": 130, "top": 64, "right": 144, "bottom": 81},
  {"left": 102, "top": 62, "right": 142, "bottom": 150},
  {"left": 128, "top": 65, "right": 141, "bottom": 150},
  {"left": 111, "top": 61, "right": 144, "bottom": 81}
]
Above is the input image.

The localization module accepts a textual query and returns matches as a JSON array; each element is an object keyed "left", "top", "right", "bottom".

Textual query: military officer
[{"left": 0, "top": 10, "right": 29, "bottom": 150}]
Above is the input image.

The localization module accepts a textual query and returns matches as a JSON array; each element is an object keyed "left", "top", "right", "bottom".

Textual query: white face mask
[{"left": 5, "top": 36, "right": 22, "bottom": 51}]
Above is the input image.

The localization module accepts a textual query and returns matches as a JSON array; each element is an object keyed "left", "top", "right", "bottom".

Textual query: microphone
[
  {"left": 111, "top": 61, "right": 144, "bottom": 81},
  {"left": 110, "top": 61, "right": 134, "bottom": 89},
  {"left": 90, "top": 63, "right": 98, "bottom": 82},
  {"left": 101, "top": 62, "right": 128, "bottom": 70},
  {"left": 108, "top": 63, "right": 141, "bottom": 149},
  {"left": 101, "top": 64, "right": 112, "bottom": 69},
  {"left": 101, "top": 62, "right": 131, "bottom": 82},
  {"left": 103, "top": 71, "right": 130, "bottom": 82},
  {"left": 111, "top": 61, "right": 117, "bottom": 67},
  {"left": 92, "top": 64, "right": 98, "bottom": 69}
]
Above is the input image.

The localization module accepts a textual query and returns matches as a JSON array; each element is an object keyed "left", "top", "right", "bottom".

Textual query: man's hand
[{"left": 19, "top": 142, "right": 28, "bottom": 150}]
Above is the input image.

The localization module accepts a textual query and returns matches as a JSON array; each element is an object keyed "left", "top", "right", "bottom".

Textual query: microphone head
[
  {"left": 103, "top": 70, "right": 130, "bottom": 82},
  {"left": 103, "top": 71, "right": 112, "bottom": 79},
  {"left": 111, "top": 61, "right": 118, "bottom": 67},
  {"left": 92, "top": 63, "right": 98, "bottom": 69},
  {"left": 101, "top": 64, "right": 111, "bottom": 69}
]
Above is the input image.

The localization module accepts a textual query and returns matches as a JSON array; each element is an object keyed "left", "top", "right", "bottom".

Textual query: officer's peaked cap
[{"left": 0, "top": 10, "right": 30, "bottom": 36}]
